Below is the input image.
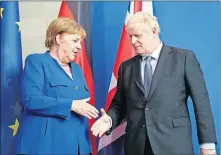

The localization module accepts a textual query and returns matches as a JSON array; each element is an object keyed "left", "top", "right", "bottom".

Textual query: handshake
[{"left": 71, "top": 97, "right": 111, "bottom": 137}]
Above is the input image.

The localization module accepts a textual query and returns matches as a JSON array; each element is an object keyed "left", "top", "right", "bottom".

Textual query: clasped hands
[{"left": 71, "top": 98, "right": 110, "bottom": 137}]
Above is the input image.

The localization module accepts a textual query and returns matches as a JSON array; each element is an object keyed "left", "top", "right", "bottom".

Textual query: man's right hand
[
  {"left": 71, "top": 98, "right": 99, "bottom": 119},
  {"left": 91, "top": 108, "right": 111, "bottom": 137}
]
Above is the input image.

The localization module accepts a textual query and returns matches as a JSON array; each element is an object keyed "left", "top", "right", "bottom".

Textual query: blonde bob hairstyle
[{"left": 45, "top": 17, "right": 86, "bottom": 49}]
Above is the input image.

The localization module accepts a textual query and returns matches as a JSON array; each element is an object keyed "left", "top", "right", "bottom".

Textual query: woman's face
[{"left": 56, "top": 33, "right": 82, "bottom": 63}]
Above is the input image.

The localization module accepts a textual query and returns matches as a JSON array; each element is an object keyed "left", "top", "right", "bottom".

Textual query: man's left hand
[{"left": 200, "top": 148, "right": 216, "bottom": 155}]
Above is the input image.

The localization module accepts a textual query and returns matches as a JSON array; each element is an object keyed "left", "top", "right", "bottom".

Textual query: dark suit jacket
[{"left": 107, "top": 44, "right": 217, "bottom": 155}]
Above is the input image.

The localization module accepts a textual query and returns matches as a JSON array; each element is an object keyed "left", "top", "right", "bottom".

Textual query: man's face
[
  {"left": 57, "top": 33, "right": 82, "bottom": 63},
  {"left": 127, "top": 22, "right": 156, "bottom": 55}
]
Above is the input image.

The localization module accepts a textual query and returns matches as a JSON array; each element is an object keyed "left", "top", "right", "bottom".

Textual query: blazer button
[
  {"left": 74, "top": 86, "right": 78, "bottom": 90},
  {"left": 145, "top": 107, "right": 150, "bottom": 111},
  {"left": 142, "top": 125, "right": 146, "bottom": 128}
]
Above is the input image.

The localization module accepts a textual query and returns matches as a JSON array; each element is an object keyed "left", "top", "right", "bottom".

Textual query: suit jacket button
[
  {"left": 145, "top": 107, "right": 150, "bottom": 111},
  {"left": 74, "top": 86, "right": 78, "bottom": 90},
  {"left": 142, "top": 125, "right": 146, "bottom": 128}
]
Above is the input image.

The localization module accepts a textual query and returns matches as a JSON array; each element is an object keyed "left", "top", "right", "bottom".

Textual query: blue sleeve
[{"left": 21, "top": 54, "right": 73, "bottom": 119}]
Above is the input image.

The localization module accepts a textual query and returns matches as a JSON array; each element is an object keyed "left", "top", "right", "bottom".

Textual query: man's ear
[{"left": 152, "top": 27, "right": 158, "bottom": 37}]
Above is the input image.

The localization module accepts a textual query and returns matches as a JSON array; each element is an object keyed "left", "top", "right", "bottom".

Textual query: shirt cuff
[
  {"left": 200, "top": 143, "right": 215, "bottom": 149},
  {"left": 107, "top": 115, "right": 112, "bottom": 129}
]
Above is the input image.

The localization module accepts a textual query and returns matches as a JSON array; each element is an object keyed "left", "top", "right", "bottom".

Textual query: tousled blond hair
[
  {"left": 126, "top": 11, "right": 160, "bottom": 34},
  {"left": 45, "top": 17, "right": 86, "bottom": 48}
]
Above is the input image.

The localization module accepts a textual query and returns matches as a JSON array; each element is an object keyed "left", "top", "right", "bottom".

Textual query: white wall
[{"left": 19, "top": 2, "right": 61, "bottom": 64}]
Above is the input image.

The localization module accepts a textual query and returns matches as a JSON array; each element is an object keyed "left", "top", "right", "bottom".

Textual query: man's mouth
[{"left": 134, "top": 46, "right": 141, "bottom": 48}]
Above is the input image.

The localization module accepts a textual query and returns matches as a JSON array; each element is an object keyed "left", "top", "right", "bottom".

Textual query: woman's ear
[{"left": 55, "top": 34, "right": 62, "bottom": 45}]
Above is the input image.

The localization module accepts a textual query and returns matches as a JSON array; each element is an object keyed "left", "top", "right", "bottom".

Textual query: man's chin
[{"left": 135, "top": 51, "right": 146, "bottom": 56}]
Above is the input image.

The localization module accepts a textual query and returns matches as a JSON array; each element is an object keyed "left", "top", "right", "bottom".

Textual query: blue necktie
[{"left": 144, "top": 56, "right": 152, "bottom": 98}]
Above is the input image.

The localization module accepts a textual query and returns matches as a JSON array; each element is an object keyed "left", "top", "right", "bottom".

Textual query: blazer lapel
[
  {"left": 133, "top": 55, "right": 145, "bottom": 95},
  {"left": 44, "top": 51, "right": 75, "bottom": 84},
  {"left": 147, "top": 44, "right": 172, "bottom": 101}
]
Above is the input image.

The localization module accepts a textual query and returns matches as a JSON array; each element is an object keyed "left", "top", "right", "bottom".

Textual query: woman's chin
[{"left": 68, "top": 55, "right": 75, "bottom": 62}]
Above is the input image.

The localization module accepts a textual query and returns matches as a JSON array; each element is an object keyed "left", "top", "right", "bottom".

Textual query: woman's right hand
[{"left": 71, "top": 98, "right": 99, "bottom": 119}]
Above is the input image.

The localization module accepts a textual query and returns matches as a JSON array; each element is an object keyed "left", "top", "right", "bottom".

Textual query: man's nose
[{"left": 131, "top": 36, "right": 137, "bottom": 44}]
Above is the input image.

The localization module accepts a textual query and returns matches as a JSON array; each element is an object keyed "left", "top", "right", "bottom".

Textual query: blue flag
[{"left": 0, "top": 2, "right": 23, "bottom": 154}]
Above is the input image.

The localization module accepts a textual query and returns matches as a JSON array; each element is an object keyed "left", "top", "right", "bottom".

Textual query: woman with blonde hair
[{"left": 15, "top": 18, "right": 97, "bottom": 155}]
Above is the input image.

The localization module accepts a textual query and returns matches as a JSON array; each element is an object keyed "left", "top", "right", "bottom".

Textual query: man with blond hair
[{"left": 91, "top": 12, "right": 217, "bottom": 155}]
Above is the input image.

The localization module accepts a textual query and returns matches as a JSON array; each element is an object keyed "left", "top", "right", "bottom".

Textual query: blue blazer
[{"left": 16, "top": 51, "right": 91, "bottom": 155}]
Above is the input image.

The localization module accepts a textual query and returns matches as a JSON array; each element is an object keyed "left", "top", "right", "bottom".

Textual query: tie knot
[{"left": 144, "top": 56, "right": 152, "bottom": 62}]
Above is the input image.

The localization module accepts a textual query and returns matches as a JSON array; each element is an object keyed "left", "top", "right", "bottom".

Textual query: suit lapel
[
  {"left": 133, "top": 55, "right": 145, "bottom": 95},
  {"left": 147, "top": 44, "right": 172, "bottom": 101}
]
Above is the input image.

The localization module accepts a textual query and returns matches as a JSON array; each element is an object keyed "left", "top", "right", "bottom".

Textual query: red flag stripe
[
  {"left": 105, "top": 26, "right": 136, "bottom": 111},
  {"left": 58, "top": 1, "right": 74, "bottom": 20},
  {"left": 134, "top": 1, "right": 142, "bottom": 12},
  {"left": 112, "top": 26, "right": 136, "bottom": 78}
]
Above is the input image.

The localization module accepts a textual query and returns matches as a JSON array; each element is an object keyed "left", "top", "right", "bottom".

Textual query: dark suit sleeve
[
  {"left": 106, "top": 63, "right": 126, "bottom": 134},
  {"left": 21, "top": 54, "right": 72, "bottom": 119},
  {"left": 185, "top": 51, "right": 217, "bottom": 144}
]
